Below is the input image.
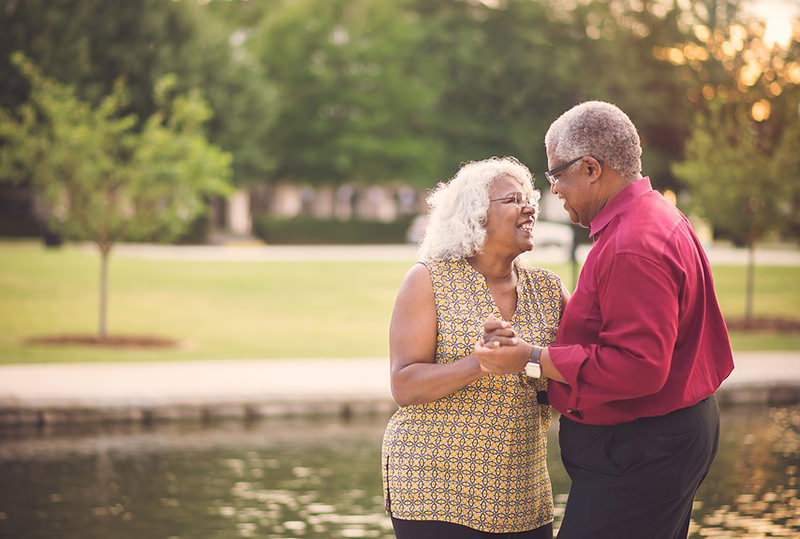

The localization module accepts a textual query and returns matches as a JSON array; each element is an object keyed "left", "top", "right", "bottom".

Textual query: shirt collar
[{"left": 589, "top": 176, "right": 653, "bottom": 238}]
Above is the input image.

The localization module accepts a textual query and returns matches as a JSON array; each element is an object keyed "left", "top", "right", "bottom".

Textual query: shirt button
[{"left": 567, "top": 409, "right": 583, "bottom": 419}]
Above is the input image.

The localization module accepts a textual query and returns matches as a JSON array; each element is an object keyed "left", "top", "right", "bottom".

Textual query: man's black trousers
[{"left": 557, "top": 395, "right": 720, "bottom": 539}]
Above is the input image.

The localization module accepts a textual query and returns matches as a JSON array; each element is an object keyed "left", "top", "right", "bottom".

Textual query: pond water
[{"left": 0, "top": 404, "right": 798, "bottom": 538}]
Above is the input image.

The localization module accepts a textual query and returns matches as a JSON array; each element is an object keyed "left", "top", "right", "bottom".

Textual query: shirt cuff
[{"left": 548, "top": 344, "right": 590, "bottom": 412}]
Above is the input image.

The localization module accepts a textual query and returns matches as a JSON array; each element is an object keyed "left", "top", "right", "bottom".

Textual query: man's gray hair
[
  {"left": 544, "top": 101, "right": 642, "bottom": 179},
  {"left": 418, "top": 156, "right": 539, "bottom": 261}
]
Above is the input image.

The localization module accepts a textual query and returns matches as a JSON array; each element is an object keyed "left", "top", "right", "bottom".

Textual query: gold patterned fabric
[{"left": 382, "top": 257, "right": 563, "bottom": 533}]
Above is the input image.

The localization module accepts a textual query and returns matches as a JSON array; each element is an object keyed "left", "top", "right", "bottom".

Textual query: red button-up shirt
[{"left": 548, "top": 177, "right": 734, "bottom": 425}]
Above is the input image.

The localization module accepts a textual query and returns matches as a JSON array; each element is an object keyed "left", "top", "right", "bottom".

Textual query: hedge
[{"left": 253, "top": 216, "right": 414, "bottom": 244}]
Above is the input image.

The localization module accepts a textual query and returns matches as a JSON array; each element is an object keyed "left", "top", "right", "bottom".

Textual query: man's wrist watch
[{"left": 524, "top": 346, "right": 542, "bottom": 378}]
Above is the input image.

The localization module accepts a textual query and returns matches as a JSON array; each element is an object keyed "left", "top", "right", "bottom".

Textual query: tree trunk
[
  {"left": 98, "top": 244, "right": 111, "bottom": 340},
  {"left": 745, "top": 235, "right": 755, "bottom": 327}
]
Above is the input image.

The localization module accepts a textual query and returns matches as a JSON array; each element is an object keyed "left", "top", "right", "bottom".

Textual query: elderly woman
[{"left": 381, "top": 156, "right": 568, "bottom": 539}]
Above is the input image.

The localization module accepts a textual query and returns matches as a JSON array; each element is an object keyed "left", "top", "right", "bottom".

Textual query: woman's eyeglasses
[{"left": 489, "top": 191, "right": 540, "bottom": 208}]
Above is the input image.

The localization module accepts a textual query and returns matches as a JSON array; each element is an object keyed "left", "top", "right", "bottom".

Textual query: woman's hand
[{"left": 481, "top": 317, "right": 518, "bottom": 346}]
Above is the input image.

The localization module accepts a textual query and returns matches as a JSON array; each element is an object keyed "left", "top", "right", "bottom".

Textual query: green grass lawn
[{"left": 0, "top": 241, "right": 798, "bottom": 365}]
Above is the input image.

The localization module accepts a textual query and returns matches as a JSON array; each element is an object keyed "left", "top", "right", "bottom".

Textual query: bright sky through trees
[{"left": 747, "top": 0, "right": 798, "bottom": 48}]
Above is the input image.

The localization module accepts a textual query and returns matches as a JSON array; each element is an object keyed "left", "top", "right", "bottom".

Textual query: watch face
[{"left": 524, "top": 362, "right": 542, "bottom": 379}]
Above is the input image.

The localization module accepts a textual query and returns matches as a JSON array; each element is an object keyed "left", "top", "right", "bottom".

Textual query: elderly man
[{"left": 475, "top": 101, "right": 734, "bottom": 538}]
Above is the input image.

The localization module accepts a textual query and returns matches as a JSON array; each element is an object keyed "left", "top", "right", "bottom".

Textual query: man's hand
[{"left": 476, "top": 317, "right": 566, "bottom": 383}]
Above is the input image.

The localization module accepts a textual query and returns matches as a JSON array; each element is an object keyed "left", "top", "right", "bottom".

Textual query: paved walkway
[
  {"left": 1, "top": 352, "right": 798, "bottom": 426},
  {"left": 102, "top": 242, "right": 800, "bottom": 266}
]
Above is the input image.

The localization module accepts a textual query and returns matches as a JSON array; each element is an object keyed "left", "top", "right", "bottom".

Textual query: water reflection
[
  {"left": 690, "top": 406, "right": 800, "bottom": 538},
  {"left": 0, "top": 405, "right": 797, "bottom": 538}
]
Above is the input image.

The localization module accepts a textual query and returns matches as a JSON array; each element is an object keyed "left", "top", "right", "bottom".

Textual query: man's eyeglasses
[
  {"left": 544, "top": 155, "right": 598, "bottom": 186},
  {"left": 489, "top": 191, "right": 540, "bottom": 208}
]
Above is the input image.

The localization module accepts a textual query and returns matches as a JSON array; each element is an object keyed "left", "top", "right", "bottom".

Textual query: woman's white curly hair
[
  {"left": 544, "top": 101, "right": 642, "bottom": 179},
  {"left": 418, "top": 156, "right": 539, "bottom": 261}
]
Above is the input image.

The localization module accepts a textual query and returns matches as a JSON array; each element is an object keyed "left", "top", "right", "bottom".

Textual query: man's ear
[{"left": 585, "top": 157, "right": 602, "bottom": 184}]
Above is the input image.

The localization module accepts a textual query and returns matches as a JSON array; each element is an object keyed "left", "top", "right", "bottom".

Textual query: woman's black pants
[
  {"left": 556, "top": 395, "right": 720, "bottom": 539},
  {"left": 391, "top": 517, "right": 553, "bottom": 539}
]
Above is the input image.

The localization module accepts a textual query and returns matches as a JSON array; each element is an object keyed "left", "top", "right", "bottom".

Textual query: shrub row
[{"left": 253, "top": 216, "right": 414, "bottom": 244}]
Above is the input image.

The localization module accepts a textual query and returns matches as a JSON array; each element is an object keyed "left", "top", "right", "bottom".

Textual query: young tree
[
  {"left": 671, "top": 9, "right": 799, "bottom": 324},
  {"left": 0, "top": 53, "right": 233, "bottom": 339},
  {"left": 672, "top": 102, "right": 785, "bottom": 324}
]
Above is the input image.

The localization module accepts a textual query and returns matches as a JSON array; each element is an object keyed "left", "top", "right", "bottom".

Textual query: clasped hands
[{"left": 474, "top": 317, "right": 532, "bottom": 375}]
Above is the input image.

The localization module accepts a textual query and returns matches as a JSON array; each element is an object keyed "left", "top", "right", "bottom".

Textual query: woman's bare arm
[{"left": 389, "top": 264, "right": 487, "bottom": 406}]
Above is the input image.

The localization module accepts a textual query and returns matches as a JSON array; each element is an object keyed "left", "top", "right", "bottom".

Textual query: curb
[
  {"left": 1, "top": 352, "right": 797, "bottom": 429},
  {"left": 1, "top": 384, "right": 798, "bottom": 429},
  {"left": 0, "top": 398, "right": 399, "bottom": 428},
  {"left": 716, "top": 383, "right": 800, "bottom": 407}
]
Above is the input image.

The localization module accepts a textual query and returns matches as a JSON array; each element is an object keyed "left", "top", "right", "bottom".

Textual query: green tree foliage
[
  {"left": 668, "top": 0, "right": 799, "bottom": 191},
  {"left": 0, "top": 0, "right": 274, "bottom": 184},
  {"left": 0, "top": 54, "right": 233, "bottom": 337},
  {"left": 0, "top": 0, "right": 194, "bottom": 116},
  {"left": 408, "top": 0, "right": 578, "bottom": 179},
  {"left": 404, "top": 0, "right": 698, "bottom": 186},
  {"left": 252, "top": 0, "right": 443, "bottom": 186},
  {"left": 562, "top": 0, "right": 694, "bottom": 190},
  {"left": 162, "top": 3, "right": 278, "bottom": 183},
  {"left": 2, "top": 0, "right": 798, "bottom": 247}
]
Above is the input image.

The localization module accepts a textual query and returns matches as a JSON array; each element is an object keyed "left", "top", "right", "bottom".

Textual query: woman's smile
[{"left": 518, "top": 216, "right": 535, "bottom": 236}]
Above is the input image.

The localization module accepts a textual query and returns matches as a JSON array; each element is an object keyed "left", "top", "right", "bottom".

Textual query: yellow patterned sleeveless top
[{"left": 382, "top": 257, "right": 563, "bottom": 533}]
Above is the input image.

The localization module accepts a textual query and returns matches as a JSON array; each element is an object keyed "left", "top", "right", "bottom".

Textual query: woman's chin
[{"left": 519, "top": 239, "right": 535, "bottom": 253}]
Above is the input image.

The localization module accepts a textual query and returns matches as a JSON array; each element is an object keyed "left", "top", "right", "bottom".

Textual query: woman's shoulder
[
  {"left": 419, "top": 258, "right": 477, "bottom": 296},
  {"left": 418, "top": 257, "right": 464, "bottom": 276},
  {"left": 395, "top": 263, "right": 435, "bottom": 307},
  {"left": 405, "top": 259, "right": 456, "bottom": 287}
]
